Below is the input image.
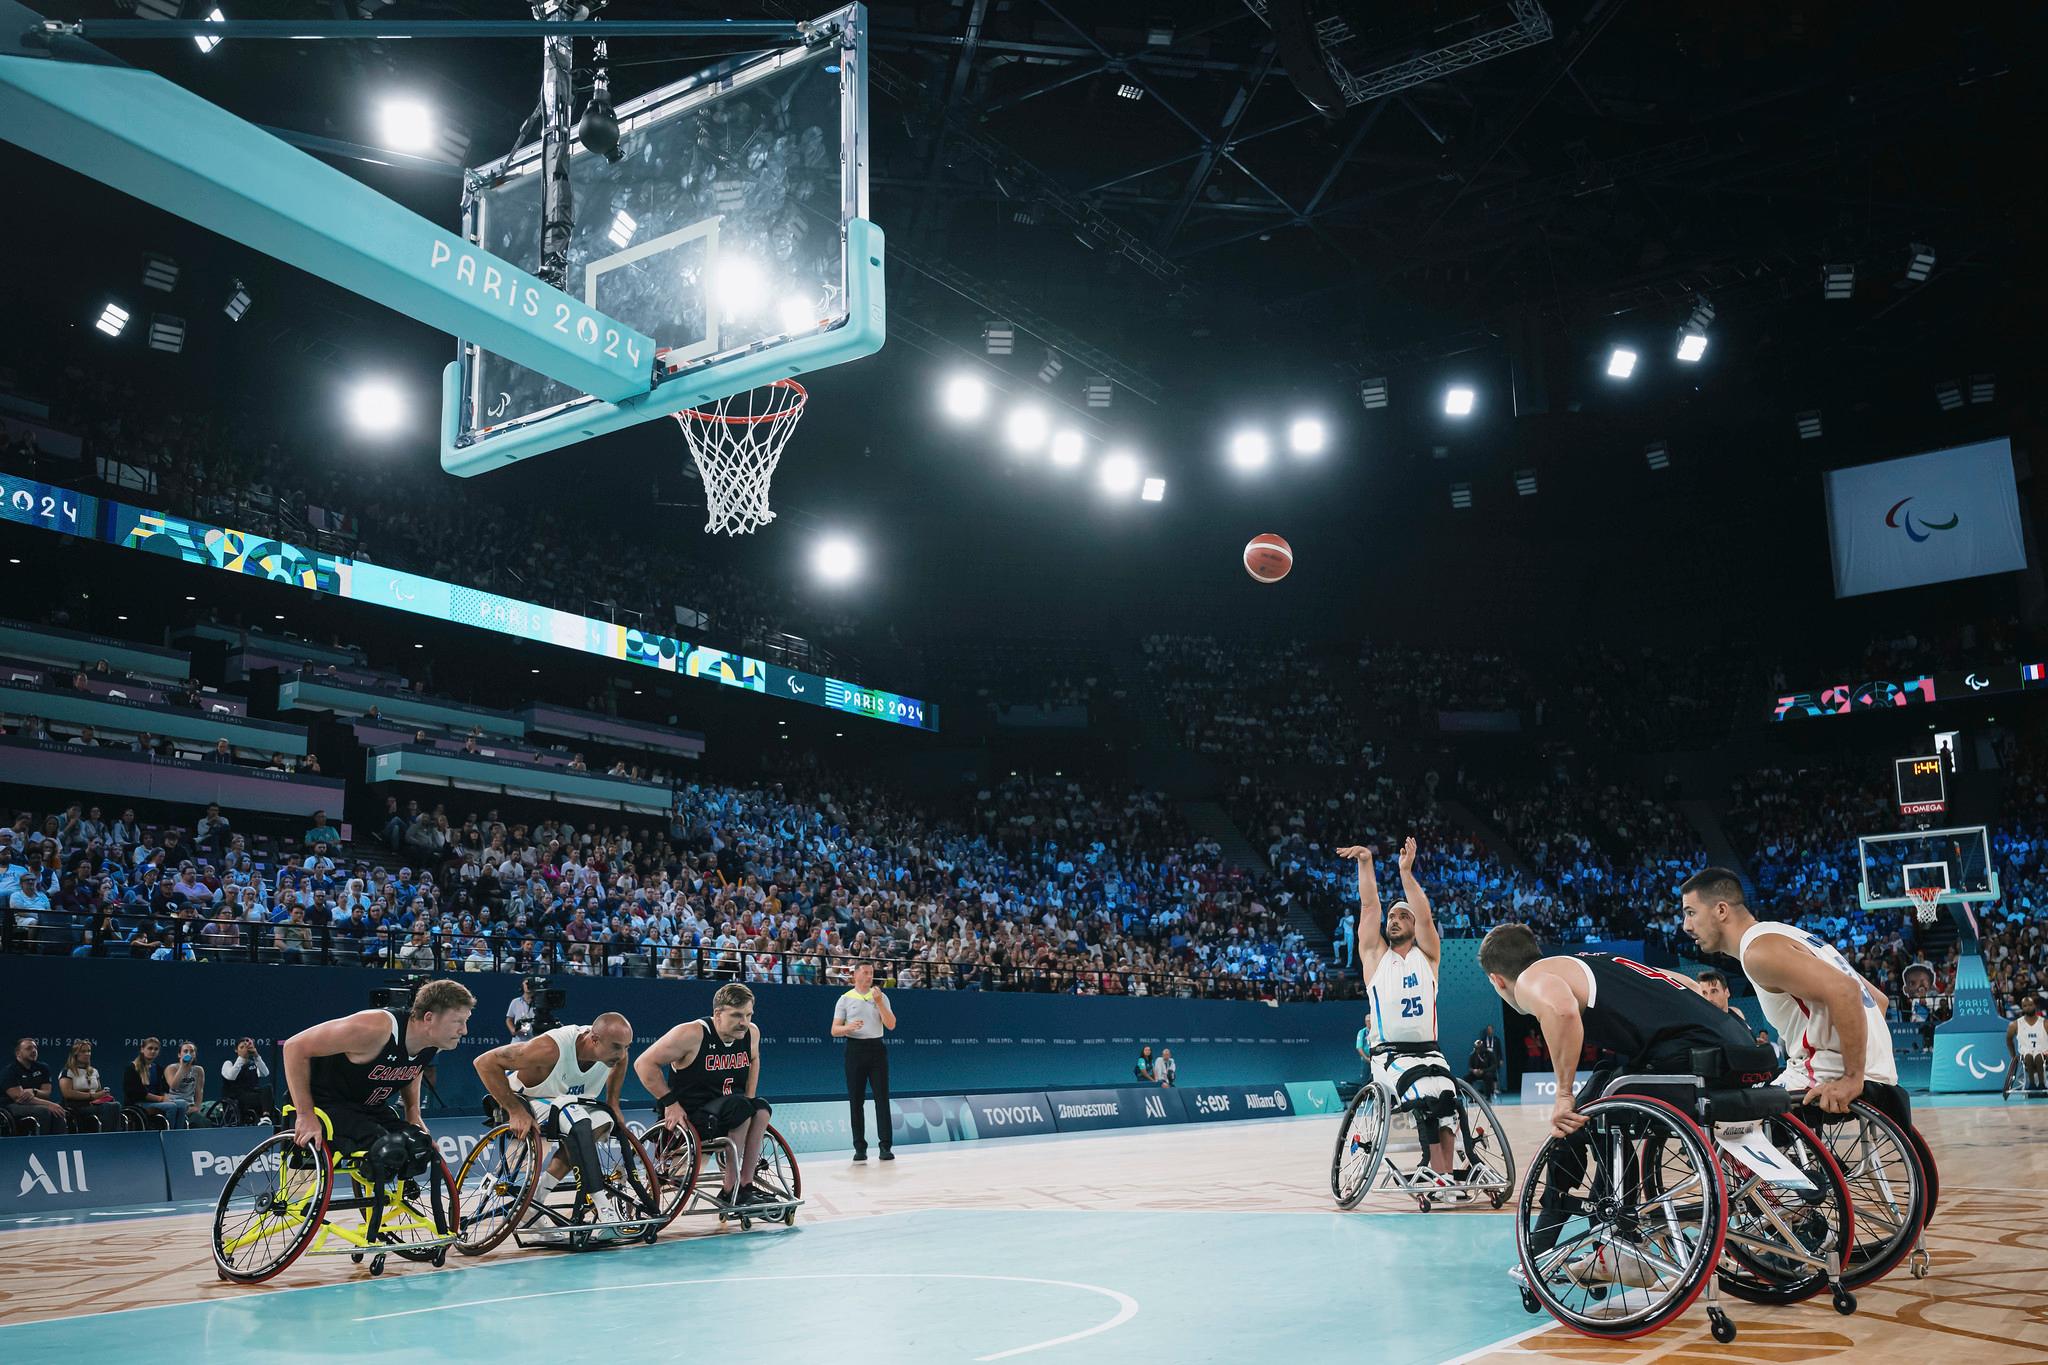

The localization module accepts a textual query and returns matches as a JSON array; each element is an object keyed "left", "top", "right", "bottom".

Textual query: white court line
[
  {"left": 1433, "top": 1324, "right": 1555, "bottom": 1365},
  {"left": 355, "top": 1272, "right": 1138, "bottom": 1361}
]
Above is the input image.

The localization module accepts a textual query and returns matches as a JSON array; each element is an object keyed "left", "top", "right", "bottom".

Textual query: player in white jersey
[
  {"left": 2010, "top": 995, "right": 2048, "bottom": 1093},
  {"left": 473, "top": 1012, "right": 633, "bottom": 1208},
  {"left": 1337, "top": 836, "right": 1464, "bottom": 1193},
  {"left": 1678, "top": 868, "right": 1901, "bottom": 1122}
]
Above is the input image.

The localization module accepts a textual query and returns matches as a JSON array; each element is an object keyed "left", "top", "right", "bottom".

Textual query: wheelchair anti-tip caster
[
  {"left": 1832, "top": 1289, "right": 1857, "bottom": 1315},
  {"left": 432, "top": 1248, "right": 449, "bottom": 1268},
  {"left": 1910, "top": 1250, "right": 1930, "bottom": 1278},
  {"left": 1519, "top": 1288, "right": 1540, "bottom": 1316},
  {"left": 1708, "top": 1308, "right": 1736, "bottom": 1344},
  {"left": 350, "top": 1253, "right": 363, "bottom": 1264},
  {"left": 369, "top": 1254, "right": 387, "bottom": 1276}
]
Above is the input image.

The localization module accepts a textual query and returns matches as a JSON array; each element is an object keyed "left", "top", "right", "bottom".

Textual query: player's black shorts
[
  {"left": 317, "top": 1100, "right": 413, "bottom": 1154},
  {"left": 688, "top": 1093, "right": 772, "bottom": 1140}
]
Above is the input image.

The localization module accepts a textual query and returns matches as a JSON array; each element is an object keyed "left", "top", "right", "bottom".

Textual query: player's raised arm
[
  {"left": 1397, "top": 837, "right": 1441, "bottom": 966},
  {"left": 1336, "top": 845, "right": 1384, "bottom": 980}
]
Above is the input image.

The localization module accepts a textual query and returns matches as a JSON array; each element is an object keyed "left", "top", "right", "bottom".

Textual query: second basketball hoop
[{"left": 673, "top": 378, "right": 809, "bottom": 535}]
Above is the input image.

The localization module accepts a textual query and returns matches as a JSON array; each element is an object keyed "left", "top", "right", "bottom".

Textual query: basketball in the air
[{"left": 1243, "top": 533, "right": 1293, "bottom": 584}]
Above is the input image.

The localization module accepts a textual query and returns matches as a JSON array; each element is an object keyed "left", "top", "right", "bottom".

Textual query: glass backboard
[
  {"left": 1857, "top": 824, "right": 1997, "bottom": 910},
  {"left": 440, "top": 4, "right": 883, "bottom": 477}
]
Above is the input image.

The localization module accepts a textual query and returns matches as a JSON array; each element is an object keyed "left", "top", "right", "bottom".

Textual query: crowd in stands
[{"left": 1143, "top": 634, "right": 1369, "bottom": 765}]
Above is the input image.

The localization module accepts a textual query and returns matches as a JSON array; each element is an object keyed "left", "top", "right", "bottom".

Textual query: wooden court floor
[{"left": 1, "top": 1101, "right": 2042, "bottom": 1362}]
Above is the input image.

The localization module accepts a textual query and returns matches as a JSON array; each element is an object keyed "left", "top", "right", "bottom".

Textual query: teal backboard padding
[{"left": 0, "top": 56, "right": 653, "bottom": 403}]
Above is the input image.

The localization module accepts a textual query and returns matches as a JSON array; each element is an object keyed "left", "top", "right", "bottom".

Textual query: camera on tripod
[
  {"left": 370, "top": 974, "right": 432, "bottom": 1011},
  {"left": 521, "top": 976, "right": 567, "bottom": 1035}
]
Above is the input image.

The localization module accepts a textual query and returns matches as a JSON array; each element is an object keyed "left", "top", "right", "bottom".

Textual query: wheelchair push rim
[
  {"left": 1516, "top": 1094, "right": 1728, "bottom": 1339},
  {"left": 212, "top": 1131, "right": 334, "bottom": 1283},
  {"left": 453, "top": 1122, "right": 542, "bottom": 1255},
  {"left": 1330, "top": 1083, "right": 1391, "bottom": 1210}
]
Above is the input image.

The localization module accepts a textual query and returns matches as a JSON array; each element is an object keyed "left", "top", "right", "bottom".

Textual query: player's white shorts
[
  {"left": 523, "top": 1095, "right": 615, "bottom": 1137},
  {"left": 1373, "top": 1049, "right": 1454, "bottom": 1102}
]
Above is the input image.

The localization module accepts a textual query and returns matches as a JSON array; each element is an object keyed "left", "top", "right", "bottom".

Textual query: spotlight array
[
  {"left": 1443, "top": 386, "right": 1475, "bottom": 417},
  {"left": 936, "top": 372, "right": 1160, "bottom": 502}
]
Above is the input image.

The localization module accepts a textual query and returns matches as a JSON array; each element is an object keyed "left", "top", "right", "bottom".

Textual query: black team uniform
[
  {"left": 667, "top": 1016, "right": 770, "bottom": 1139},
  {"left": 308, "top": 1007, "right": 437, "bottom": 1151}
]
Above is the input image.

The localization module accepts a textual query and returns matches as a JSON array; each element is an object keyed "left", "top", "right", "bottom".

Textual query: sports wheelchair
[
  {"left": 210, "top": 1106, "right": 460, "bottom": 1283},
  {"left": 453, "top": 1097, "right": 667, "bottom": 1254},
  {"left": 1513, "top": 1048, "right": 1858, "bottom": 1344},
  {"left": 1331, "top": 1042, "right": 1516, "bottom": 1211},
  {"left": 1798, "top": 1094, "right": 1936, "bottom": 1287},
  {"left": 642, "top": 1105, "right": 804, "bottom": 1232}
]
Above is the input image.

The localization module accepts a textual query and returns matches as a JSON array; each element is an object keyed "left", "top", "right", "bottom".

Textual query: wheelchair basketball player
[
  {"left": 2009, "top": 994, "right": 2048, "bottom": 1095},
  {"left": 472, "top": 1012, "right": 634, "bottom": 1218},
  {"left": 635, "top": 983, "right": 778, "bottom": 1207},
  {"left": 1336, "top": 837, "right": 1468, "bottom": 1200}
]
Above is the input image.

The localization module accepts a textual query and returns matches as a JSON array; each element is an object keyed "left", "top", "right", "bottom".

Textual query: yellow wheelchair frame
[{"left": 211, "top": 1106, "right": 460, "bottom": 1283}]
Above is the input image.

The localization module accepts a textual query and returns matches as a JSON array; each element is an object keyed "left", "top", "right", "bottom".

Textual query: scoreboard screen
[{"left": 1895, "top": 755, "right": 1947, "bottom": 817}]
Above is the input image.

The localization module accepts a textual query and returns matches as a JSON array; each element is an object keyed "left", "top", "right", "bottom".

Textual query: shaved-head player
[{"left": 473, "top": 1011, "right": 634, "bottom": 1211}]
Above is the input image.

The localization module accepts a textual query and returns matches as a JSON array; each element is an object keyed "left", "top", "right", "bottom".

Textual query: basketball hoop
[
  {"left": 1907, "top": 885, "right": 1944, "bottom": 926},
  {"left": 671, "top": 379, "right": 808, "bottom": 535}
]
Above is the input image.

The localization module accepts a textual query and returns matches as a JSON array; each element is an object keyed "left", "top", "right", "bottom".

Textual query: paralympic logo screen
[{"left": 1885, "top": 496, "right": 1960, "bottom": 543}]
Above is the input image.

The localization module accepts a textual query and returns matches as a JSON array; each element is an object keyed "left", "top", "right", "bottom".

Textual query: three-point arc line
[{"left": 353, "top": 1271, "right": 1140, "bottom": 1361}]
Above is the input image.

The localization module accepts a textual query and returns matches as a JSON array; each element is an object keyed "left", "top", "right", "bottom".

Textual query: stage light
[
  {"left": 941, "top": 373, "right": 989, "bottom": 421},
  {"left": 1038, "top": 351, "right": 1063, "bottom": 384},
  {"left": 1822, "top": 262, "right": 1855, "bottom": 301},
  {"left": 223, "top": 280, "right": 252, "bottom": 322},
  {"left": 1936, "top": 380, "right": 1963, "bottom": 412},
  {"left": 1606, "top": 347, "right": 1638, "bottom": 379},
  {"left": 142, "top": 254, "right": 179, "bottom": 292},
  {"left": 1004, "top": 404, "right": 1050, "bottom": 452},
  {"left": 1141, "top": 477, "right": 1166, "bottom": 502},
  {"left": 1229, "top": 429, "right": 1271, "bottom": 470},
  {"left": 194, "top": 7, "right": 225, "bottom": 52},
  {"left": 1675, "top": 327, "right": 1708, "bottom": 363},
  {"left": 711, "top": 257, "right": 767, "bottom": 316},
  {"left": 1359, "top": 376, "right": 1388, "bottom": 410},
  {"left": 1117, "top": 83, "right": 1144, "bottom": 100},
  {"left": 1084, "top": 377, "right": 1113, "bottom": 408},
  {"left": 1514, "top": 469, "right": 1538, "bottom": 496},
  {"left": 376, "top": 97, "right": 435, "bottom": 154},
  {"left": 1049, "top": 430, "right": 1085, "bottom": 467},
  {"left": 147, "top": 314, "right": 186, "bottom": 354},
  {"left": 1905, "top": 243, "right": 1936, "bottom": 283},
  {"left": 94, "top": 303, "right": 130, "bottom": 337},
  {"left": 606, "top": 209, "right": 637, "bottom": 249},
  {"left": 1796, "top": 410, "right": 1823, "bottom": 440},
  {"left": 778, "top": 295, "right": 817, "bottom": 333},
  {"left": 348, "top": 379, "right": 406, "bottom": 435},
  {"left": 983, "top": 320, "right": 1014, "bottom": 356},
  {"left": 1644, "top": 441, "right": 1670, "bottom": 471},
  {"left": 813, "top": 536, "right": 862, "bottom": 584},
  {"left": 1450, "top": 482, "right": 1472, "bottom": 510},
  {"left": 1444, "top": 386, "right": 1475, "bottom": 416},
  {"left": 1100, "top": 451, "right": 1140, "bottom": 496},
  {"left": 1970, "top": 374, "right": 1995, "bottom": 404},
  {"left": 1288, "top": 417, "right": 1326, "bottom": 455}
]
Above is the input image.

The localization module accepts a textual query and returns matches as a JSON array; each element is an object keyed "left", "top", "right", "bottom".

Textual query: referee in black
[{"left": 833, "top": 961, "right": 896, "bottom": 1161}]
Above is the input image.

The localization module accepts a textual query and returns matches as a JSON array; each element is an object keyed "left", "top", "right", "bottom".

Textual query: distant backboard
[
  {"left": 1857, "top": 825, "right": 1996, "bottom": 911},
  {"left": 440, "top": 3, "right": 883, "bottom": 477}
]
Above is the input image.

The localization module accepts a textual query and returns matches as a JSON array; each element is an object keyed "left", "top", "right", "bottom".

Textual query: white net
[
  {"left": 1908, "top": 886, "right": 1944, "bottom": 925},
  {"left": 672, "top": 380, "right": 808, "bottom": 535}
]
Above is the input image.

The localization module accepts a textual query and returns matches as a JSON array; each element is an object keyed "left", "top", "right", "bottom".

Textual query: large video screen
[{"left": 1824, "top": 438, "right": 2026, "bottom": 598}]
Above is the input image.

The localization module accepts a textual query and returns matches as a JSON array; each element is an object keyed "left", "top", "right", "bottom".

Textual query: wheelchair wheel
[
  {"left": 1901, "top": 1121, "right": 1939, "bottom": 1226},
  {"left": 1330, "top": 1083, "right": 1391, "bottom": 1210},
  {"left": 754, "top": 1125, "right": 802, "bottom": 1225},
  {"left": 372, "top": 1151, "right": 460, "bottom": 1263},
  {"left": 1803, "top": 1101, "right": 1928, "bottom": 1289},
  {"left": 578, "top": 1118, "right": 665, "bottom": 1233},
  {"left": 212, "top": 1132, "right": 333, "bottom": 1283},
  {"left": 200, "top": 1099, "right": 240, "bottom": 1129},
  {"left": 452, "top": 1123, "right": 540, "bottom": 1255},
  {"left": 125, "top": 1105, "right": 170, "bottom": 1132},
  {"left": 1715, "top": 1114, "right": 1854, "bottom": 1305},
  {"left": 647, "top": 1120, "right": 703, "bottom": 1229},
  {"left": 0, "top": 1111, "right": 15, "bottom": 1137},
  {"left": 1516, "top": 1095, "right": 1727, "bottom": 1339},
  {"left": 1451, "top": 1078, "right": 1517, "bottom": 1208}
]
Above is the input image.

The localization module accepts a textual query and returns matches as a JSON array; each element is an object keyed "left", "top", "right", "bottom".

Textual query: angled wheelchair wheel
[
  {"left": 1451, "top": 1078, "right": 1517, "bottom": 1208},
  {"left": 212, "top": 1132, "right": 333, "bottom": 1283},
  {"left": 1715, "top": 1114, "right": 1854, "bottom": 1305},
  {"left": 1803, "top": 1100, "right": 1928, "bottom": 1289},
  {"left": 754, "top": 1125, "right": 803, "bottom": 1224},
  {"left": 452, "top": 1123, "right": 541, "bottom": 1256},
  {"left": 381, "top": 1150, "right": 461, "bottom": 1263},
  {"left": 1900, "top": 1121, "right": 1939, "bottom": 1226},
  {"left": 577, "top": 1117, "right": 665, "bottom": 1233},
  {"left": 1517, "top": 1094, "right": 1727, "bottom": 1339},
  {"left": 647, "top": 1120, "right": 703, "bottom": 1229},
  {"left": 199, "top": 1099, "right": 240, "bottom": 1129},
  {"left": 1330, "top": 1083, "right": 1391, "bottom": 1209}
]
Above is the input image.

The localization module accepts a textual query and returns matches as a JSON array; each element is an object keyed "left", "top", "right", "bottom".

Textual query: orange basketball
[{"left": 1243, "top": 533, "right": 1293, "bottom": 584}]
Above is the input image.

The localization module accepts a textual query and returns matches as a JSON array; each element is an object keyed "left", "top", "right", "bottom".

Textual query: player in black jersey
[
  {"left": 1478, "top": 925, "right": 1758, "bottom": 1140},
  {"left": 281, "top": 978, "right": 475, "bottom": 1153},
  {"left": 634, "top": 982, "right": 775, "bottom": 1205}
]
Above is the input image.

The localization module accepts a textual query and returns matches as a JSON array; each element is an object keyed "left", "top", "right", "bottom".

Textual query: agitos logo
[{"left": 1885, "top": 496, "right": 1959, "bottom": 543}]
